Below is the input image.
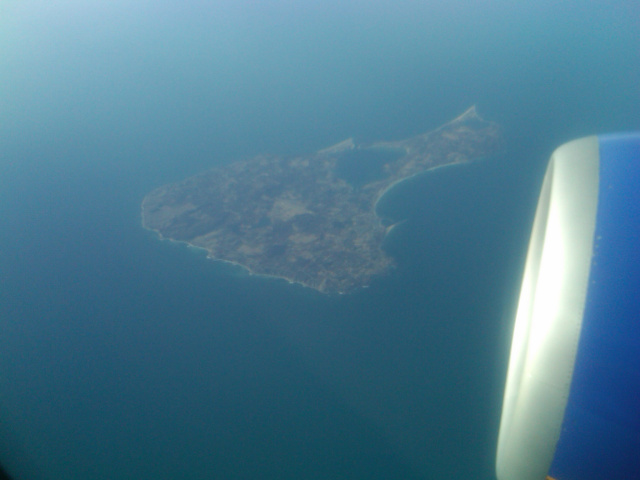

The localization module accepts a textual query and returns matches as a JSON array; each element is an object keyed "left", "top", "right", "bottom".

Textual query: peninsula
[{"left": 142, "top": 107, "right": 503, "bottom": 294}]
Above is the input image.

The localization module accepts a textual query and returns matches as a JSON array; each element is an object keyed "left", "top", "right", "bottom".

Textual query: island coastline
[{"left": 141, "top": 106, "right": 504, "bottom": 294}]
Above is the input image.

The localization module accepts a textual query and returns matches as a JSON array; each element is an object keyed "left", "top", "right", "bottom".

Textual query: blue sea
[{"left": 0, "top": 2, "right": 638, "bottom": 479}]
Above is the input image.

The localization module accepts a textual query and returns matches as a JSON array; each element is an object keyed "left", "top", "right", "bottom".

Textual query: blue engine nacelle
[{"left": 496, "top": 133, "right": 640, "bottom": 480}]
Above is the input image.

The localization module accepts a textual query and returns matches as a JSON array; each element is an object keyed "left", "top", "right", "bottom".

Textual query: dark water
[
  {"left": 0, "top": 2, "right": 638, "bottom": 479},
  {"left": 335, "top": 147, "right": 404, "bottom": 187}
]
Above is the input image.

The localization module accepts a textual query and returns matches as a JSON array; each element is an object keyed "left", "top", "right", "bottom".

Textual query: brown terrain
[{"left": 142, "top": 106, "right": 503, "bottom": 294}]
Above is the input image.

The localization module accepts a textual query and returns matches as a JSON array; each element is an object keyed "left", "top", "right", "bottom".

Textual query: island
[{"left": 142, "top": 106, "right": 504, "bottom": 294}]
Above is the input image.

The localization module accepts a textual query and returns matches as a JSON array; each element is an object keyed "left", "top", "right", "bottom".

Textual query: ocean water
[{"left": 0, "top": 1, "right": 638, "bottom": 479}]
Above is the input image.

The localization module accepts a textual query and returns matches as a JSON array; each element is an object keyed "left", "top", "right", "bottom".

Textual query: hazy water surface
[{"left": 0, "top": 1, "right": 638, "bottom": 479}]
